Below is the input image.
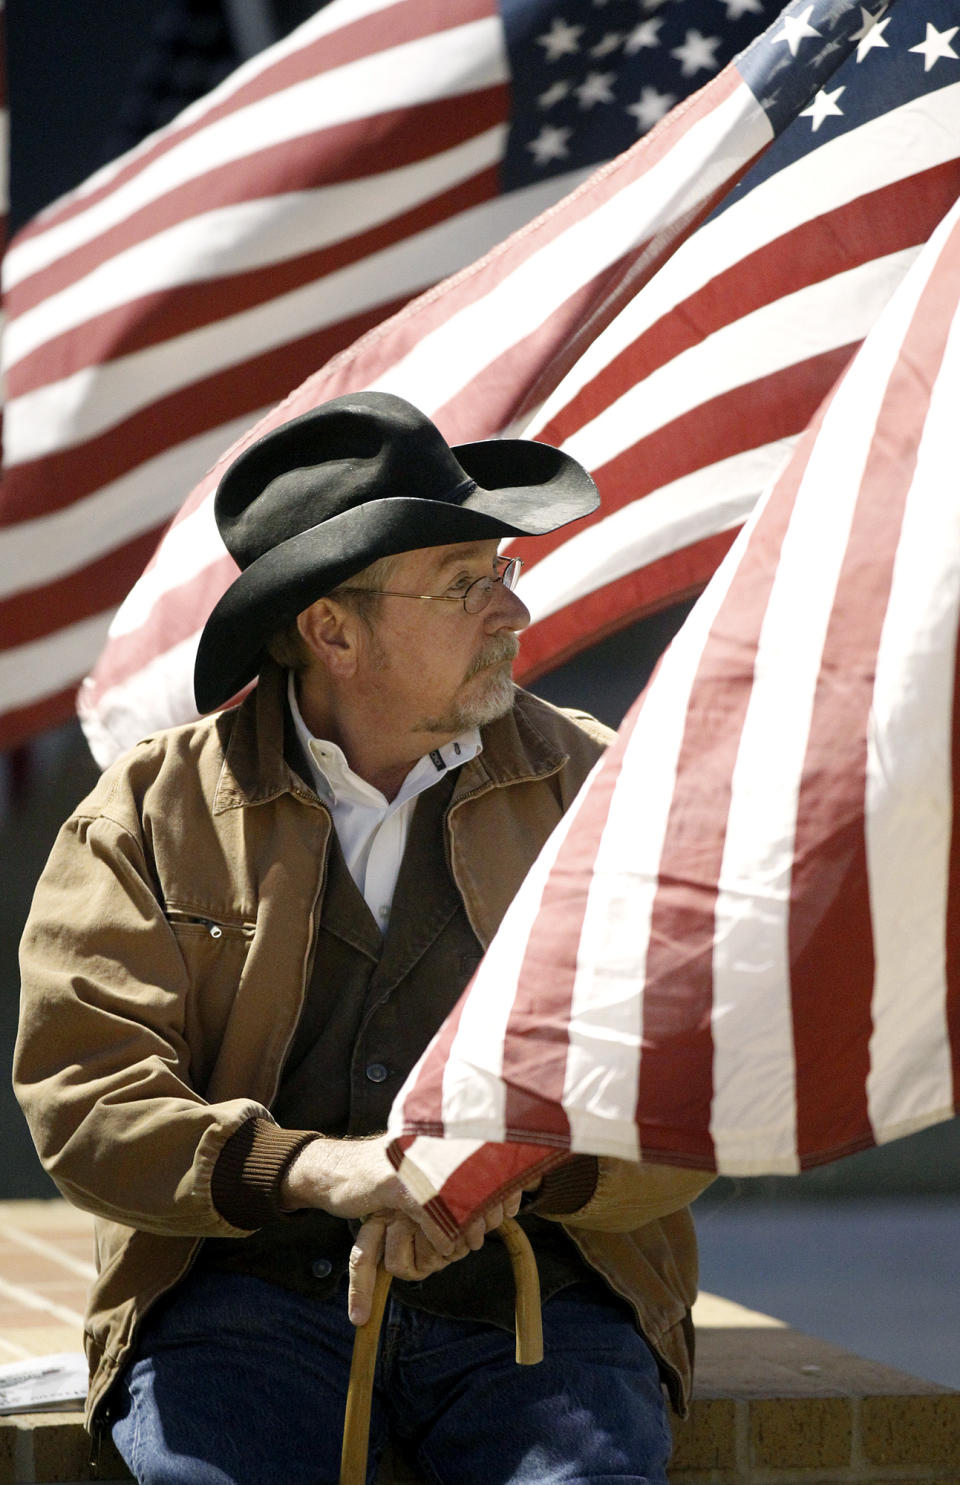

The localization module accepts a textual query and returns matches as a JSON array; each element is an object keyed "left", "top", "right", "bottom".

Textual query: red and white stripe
[
  {"left": 79, "top": 6, "right": 960, "bottom": 766},
  {"left": 509, "top": 75, "right": 960, "bottom": 678},
  {"left": 387, "top": 188, "right": 960, "bottom": 1235}
]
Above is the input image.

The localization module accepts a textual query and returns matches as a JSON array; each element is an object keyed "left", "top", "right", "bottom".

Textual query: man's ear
[{"left": 297, "top": 599, "right": 358, "bottom": 678}]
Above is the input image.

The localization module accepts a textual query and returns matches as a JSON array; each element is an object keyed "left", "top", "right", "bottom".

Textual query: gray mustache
[{"left": 465, "top": 635, "right": 520, "bottom": 680}]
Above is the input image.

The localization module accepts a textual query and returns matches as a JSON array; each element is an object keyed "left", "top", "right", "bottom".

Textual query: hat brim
[{"left": 194, "top": 439, "right": 598, "bottom": 714}]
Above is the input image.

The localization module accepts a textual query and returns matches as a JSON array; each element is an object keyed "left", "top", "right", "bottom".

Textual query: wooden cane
[
  {"left": 339, "top": 1216, "right": 542, "bottom": 1485},
  {"left": 340, "top": 1262, "right": 393, "bottom": 1485}
]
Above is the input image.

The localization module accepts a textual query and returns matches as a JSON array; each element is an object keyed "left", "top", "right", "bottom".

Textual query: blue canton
[
  {"left": 725, "top": 0, "right": 960, "bottom": 205},
  {"left": 499, "top": 0, "right": 788, "bottom": 191}
]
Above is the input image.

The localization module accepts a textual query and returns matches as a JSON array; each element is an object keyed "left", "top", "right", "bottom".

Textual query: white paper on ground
[{"left": 0, "top": 1353, "right": 87, "bottom": 1414}]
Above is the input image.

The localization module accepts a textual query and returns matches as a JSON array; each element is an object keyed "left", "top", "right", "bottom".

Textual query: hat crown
[{"left": 216, "top": 392, "right": 473, "bottom": 571}]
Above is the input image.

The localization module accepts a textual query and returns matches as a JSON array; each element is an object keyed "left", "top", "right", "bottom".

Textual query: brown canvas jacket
[{"left": 15, "top": 665, "right": 711, "bottom": 1427}]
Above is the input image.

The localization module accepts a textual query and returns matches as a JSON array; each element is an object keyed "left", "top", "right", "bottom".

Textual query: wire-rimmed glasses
[{"left": 337, "top": 555, "right": 523, "bottom": 615}]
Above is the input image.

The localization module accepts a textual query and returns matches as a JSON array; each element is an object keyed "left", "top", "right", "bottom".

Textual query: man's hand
[
  {"left": 279, "top": 1134, "right": 527, "bottom": 1325},
  {"left": 280, "top": 1133, "right": 449, "bottom": 1232},
  {"left": 346, "top": 1189, "right": 523, "bottom": 1325}
]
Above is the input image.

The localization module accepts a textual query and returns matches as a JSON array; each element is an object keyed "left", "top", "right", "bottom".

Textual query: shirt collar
[{"left": 286, "top": 672, "right": 481, "bottom": 808}]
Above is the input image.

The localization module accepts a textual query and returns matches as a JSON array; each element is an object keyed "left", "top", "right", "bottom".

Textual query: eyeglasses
[{"left": 337, "top": 556, "right": 524, "bottom": 615}]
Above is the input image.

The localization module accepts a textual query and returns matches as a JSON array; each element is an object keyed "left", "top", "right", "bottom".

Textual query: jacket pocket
[
  {"left": 165, "top": 910, "right": 255, "bottom": 1092},
  {"left": 165, "top": 909, "right": 255, "bottom": 940}
]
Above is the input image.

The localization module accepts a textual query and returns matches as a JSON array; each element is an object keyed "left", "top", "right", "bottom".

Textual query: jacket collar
[
  {"left": 212, "top": 662, "right": 310, "bottom": 813},
  {"left": 212, "top": 660, "right": 570, "bottom": 815},
  {"left": 451, "top": 688, "right": 570, "bottom": 800}
]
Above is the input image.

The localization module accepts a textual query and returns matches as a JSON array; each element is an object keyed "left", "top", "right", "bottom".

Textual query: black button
[
  {"left": 365, "top": 1062, "right": 388, "bottom": 1084},
  {"left": 311, "top": 1258, "right": 333, "bottom": 1279}
]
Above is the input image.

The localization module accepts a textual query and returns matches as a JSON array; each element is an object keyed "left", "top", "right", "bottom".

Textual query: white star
[
  {"left": 855, "top": 13, "right": 890, "bottom": 60},
  {"left": 526, "top": 124, "right": 573, "bottom": 165},
  {"left": 624, "top": 18, "right": 663, "bottom": 52},
  {"left": 800, "top": 83, "right": 845, "bottom": 130},
  {"left": 718, "top": 0, "right": 763, "bottom": 18},
  {"left": 670, "top": 29, "right": 722, "bottom": 77},
  {"left": 575, "top": 70, "right": 618, "bottom": 108},
  {"left": 773, "top": 5, "right": 821, "bottom": 57},
  {"left": 536, "top": 18, "right": 584, "bottom": 63},
  {"left": 538, "top": 79, "right": 572, "bottom": 110},
  {"left": 627, "top": 85, "right": 677, "bottom": 130},
  {"left": 909, "top": 21, "right": 959, "bottom": 72},
  {"left": 591, "top": 31, "right": 623, "bottom": 58}
]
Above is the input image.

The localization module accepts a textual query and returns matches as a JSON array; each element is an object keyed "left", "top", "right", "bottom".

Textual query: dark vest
[{"left": 199, "top": 769, "right": 589, "bottom": 1328}]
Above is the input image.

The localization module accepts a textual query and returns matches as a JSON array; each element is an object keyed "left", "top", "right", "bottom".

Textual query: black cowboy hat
[{"left": 193, "top": 391, "right": 599, "bottom": 713}]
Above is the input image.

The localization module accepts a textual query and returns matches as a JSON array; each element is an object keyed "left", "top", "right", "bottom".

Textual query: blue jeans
[{"left": 110, "top": 1270, "right": 672, "bottom": 1485}]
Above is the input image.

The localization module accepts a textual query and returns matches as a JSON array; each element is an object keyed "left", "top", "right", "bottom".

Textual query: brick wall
[{"left": 3, "top": 1327, "right": 958, "bottom": 1485}]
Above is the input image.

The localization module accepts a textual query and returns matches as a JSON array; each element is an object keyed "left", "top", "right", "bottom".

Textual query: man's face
[{"left": 359, "top": 539, "right": 530, "bottom": 738}]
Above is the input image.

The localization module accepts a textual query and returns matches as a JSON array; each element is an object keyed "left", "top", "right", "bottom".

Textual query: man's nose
[{"left": 485, "top": 581, "right": 530, "bottom": 633}]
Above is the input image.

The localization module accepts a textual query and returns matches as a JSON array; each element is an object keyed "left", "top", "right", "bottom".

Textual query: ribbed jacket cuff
[
  {"left": 211, "top": 1118, "right": 319, "bottom": 1231},
  {"left": 526, "top": 1155, "right": 599, "bottom": 1216}
]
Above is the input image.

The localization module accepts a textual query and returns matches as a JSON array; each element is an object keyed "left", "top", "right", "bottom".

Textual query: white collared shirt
[{"left": 287, "top": 673, "right": 481, "bottom": 931}]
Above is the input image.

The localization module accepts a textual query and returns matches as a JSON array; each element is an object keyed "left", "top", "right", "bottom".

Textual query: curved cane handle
[
  {"left": 339, "top": 1217, "right": 543, "bottom": 1484},
  {"left": 496, "top": 1216, "right": 544, "bottom": 1365}
]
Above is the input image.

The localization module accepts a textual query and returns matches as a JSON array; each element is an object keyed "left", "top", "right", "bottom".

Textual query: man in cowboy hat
[{"left": 16, "top": 393, "right": 710, "bottom": 1485}]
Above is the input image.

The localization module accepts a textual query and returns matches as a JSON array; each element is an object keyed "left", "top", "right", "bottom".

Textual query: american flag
[
  {"left": 76, "top": 0, "right": 960, "bottom": 767},
  {"left": 387, "top": 181, "right": 960, "bottom": 1238},
  {"left": 0, "top": 0, "right": 783, "bottom": 751}
]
